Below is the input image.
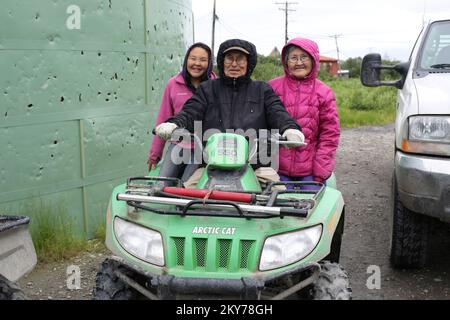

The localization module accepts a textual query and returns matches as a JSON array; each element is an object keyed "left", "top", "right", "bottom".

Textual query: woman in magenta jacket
[
  {"left": 147, "top": 42, "right": 216, "bottom": 180},
  {"left": 269, "top": 37, "right": 340, "bottom": 189}
]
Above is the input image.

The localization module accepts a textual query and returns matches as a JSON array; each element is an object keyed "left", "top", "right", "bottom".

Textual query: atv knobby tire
[
  {"left": 93, "top": 259, "right": 139, "bottom": 300},
  {"left": 310, "top": 262, "right": 351, "bottom": 300},
  {"left": 0, "top": 276, "right": 27, "bottom": 300},
  {"left": 390, "top": 177, "right": 429, "bottom": 269}
]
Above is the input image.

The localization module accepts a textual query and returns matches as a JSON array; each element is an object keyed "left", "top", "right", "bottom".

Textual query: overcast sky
[{"left": 192, "top": 0, "right": 449, "bottom": 61}]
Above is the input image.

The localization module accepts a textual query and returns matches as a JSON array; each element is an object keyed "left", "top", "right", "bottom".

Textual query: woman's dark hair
[{"left": 181, "top": 42, "right": 214, "bottom": 93}]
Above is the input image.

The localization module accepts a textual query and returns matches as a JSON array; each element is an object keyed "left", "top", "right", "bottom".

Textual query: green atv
[{"left": 94, "top": 131, "right": 351, "bottom": 300}]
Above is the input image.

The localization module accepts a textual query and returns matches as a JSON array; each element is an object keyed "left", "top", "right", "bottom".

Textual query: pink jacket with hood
[
  {"left": 268, "top": 37, "right": 340, "bottom": 182},
  {"left": 148, "top": 73, "right": 195, "bottom": 164},
  {"left": 148, "top": 43, "right": 216, "bottom": 164}
]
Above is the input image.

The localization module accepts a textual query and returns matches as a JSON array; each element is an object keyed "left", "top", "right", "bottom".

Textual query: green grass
[
  {"left": 23, "top": 201, "right": 104, "bottom": 263},
  {"left": 28, "top": 203, "right": 87, "bottom": 262},
  {"left": 93, "top": 221, "right": 106, "bottom": 243},
  {"left": 252, "top": 56, "right": 397, "bottom": 128},
  {"left": 329, "top": 78, "right": 397, "bottom": 128},
  {"left": 337, "top": 106, "right": 396, "bottom": 128}
]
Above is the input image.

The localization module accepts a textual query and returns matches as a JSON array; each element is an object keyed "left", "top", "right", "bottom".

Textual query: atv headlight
[
  {"left": 401, "top": 116, "right": 450, "bottom": 156},
  {"left": 259, "top": 225, "right": 322, "bottom": 271},
  {"left": 114, "top": 217, "right": 164, "bottom": 266}
]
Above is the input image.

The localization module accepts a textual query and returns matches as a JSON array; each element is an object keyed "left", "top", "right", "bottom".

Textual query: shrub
[
  {"left": 252, "top": 55, "right": 284, "bottom": 81},
  {"left": 250, "top": 56, "right": 397, "bottom": 127}
]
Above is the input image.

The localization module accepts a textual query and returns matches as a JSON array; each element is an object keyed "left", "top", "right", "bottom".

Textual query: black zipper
[{"left": 230, "top": 82, "right": 237, "bottom": 129}]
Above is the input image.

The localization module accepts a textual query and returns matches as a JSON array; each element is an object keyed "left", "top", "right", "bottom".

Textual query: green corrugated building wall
[{"left": 0, "top": 0, "right": 193, "bottom": 237}]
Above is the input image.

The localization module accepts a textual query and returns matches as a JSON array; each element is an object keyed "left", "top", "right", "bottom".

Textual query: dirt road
[{"left": 19, "top": 124, "right": 450, "bottom": 299}]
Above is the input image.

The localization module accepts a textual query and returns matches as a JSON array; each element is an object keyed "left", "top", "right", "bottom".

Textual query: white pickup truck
[{"left": 360, "top": 18, "right": 450, "bottom": 268}]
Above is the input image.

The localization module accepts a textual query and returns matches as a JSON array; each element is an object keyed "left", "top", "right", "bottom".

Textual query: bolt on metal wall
[{"left": 0, "top": 0, "right": 193, "bottom": 238}]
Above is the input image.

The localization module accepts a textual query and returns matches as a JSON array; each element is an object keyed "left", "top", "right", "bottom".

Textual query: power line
[
  {"left": 196, "top": 11, "right": 212, "bottom": 22},
  {"left": 275, "top": 2, "right": 298, "bottom": 44},
  {"left": 217, "top": 19, "right": 245, "bottom": 38}
]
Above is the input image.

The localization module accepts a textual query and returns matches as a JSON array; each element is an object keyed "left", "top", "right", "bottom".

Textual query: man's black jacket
[{"left": 167, "top": 77, "right": 300, "bottom": 135}]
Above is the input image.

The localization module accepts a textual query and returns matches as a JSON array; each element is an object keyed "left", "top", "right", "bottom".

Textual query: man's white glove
[
  {"left": 155, "top": 122, "right": 178, "bottom": 141},
  {"left": 282, "top": 129, "right": 305, "bottom": 148}
]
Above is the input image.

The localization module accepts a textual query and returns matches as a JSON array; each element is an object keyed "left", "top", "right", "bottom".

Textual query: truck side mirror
[
  {"left": 361, "top": 54, "right": 382, "bottom": 87},
  {"left": 360, "top": 53, "right": 410, "bottom": 89}
]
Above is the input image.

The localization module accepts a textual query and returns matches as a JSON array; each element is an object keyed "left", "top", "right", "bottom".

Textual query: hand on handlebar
[
  {"left": 155, "top": 122, "right": 178, "bottom": 140},
  {"left": 281, "top": 129, "right": 306, "bottom": 148}
]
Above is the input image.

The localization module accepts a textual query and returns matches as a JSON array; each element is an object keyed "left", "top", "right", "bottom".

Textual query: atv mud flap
[{"left": 109, "top": 256, "right": 320, "bottom": 300}]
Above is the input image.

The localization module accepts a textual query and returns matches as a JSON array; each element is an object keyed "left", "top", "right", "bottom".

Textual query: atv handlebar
[
  {"left": 275, "top": 135, "right": 307, "bottom": 147},
  {"left": 151, "top": 129, "right": 307, "bottom": 146}
]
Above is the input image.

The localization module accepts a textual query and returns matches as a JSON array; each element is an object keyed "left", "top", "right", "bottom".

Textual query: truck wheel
[
  {"left": 324, "top": 209, "right": 345, "bottom": 263},
  {"left": 390, "top": 178, "right": 429, "bottom": 269},
  {"left": 0, "top": 276, "right": 27, "bottom": 300},
  {"left": 309, "top": 262, "right": 351, "bottom": 300},
  {"left": 93, "top": 259, "right": 139, "bottom": 300}
]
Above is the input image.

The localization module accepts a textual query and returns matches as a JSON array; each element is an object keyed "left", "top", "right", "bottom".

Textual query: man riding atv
[{"left": 155, "top": 38, "right": 305, "bottom": 187}]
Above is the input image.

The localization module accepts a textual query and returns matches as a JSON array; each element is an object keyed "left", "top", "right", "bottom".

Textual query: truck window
[{"left": 419, "top": 20, "right": 450, "bottom": 69}]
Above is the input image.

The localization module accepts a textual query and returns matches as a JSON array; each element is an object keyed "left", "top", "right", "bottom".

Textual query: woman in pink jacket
[
  {"left": 147, "top": 43, "right": 216, "bottom": 181},
  {"left": 269, "top": 37, "right": 340, "bottom": 189}
]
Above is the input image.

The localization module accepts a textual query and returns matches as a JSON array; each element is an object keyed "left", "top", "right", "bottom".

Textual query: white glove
[
  {"left": 282, "top": 129, "right": 305, "bottom": 148},
  {"left": 155, "top": 122, "right": 178, "bottom": 140}
]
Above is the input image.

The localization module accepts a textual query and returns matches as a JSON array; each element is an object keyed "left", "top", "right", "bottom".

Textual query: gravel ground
[
  {"left": 18, "top": 124, "right": 450, "bottom": 300},
  {"left": 337, "top": 124, "right": 450, "bottom": 300}
]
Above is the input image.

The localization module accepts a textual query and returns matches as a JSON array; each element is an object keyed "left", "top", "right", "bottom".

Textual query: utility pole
[
  {"left": 331, "top": 34, "right": 342, "bottom": 71},
  {"left": 211, "top": 0, "right": 218, "bottom": 62},
  {"left": 276, "top": 2, "right": 297, "bottom": 44}
]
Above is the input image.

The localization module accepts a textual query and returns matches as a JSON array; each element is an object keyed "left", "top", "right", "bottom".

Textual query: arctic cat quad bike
[
  {"left": 94, "top": 131, "right": 351, "bottom": 300},
  {"left": 0, "top": 215, "right": 37, "bottom": 300}
]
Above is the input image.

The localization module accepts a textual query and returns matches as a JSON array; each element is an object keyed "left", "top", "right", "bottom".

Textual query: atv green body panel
[
  {"left": 105, "top": 132, "right": 344, "bottom": 280},
  {"left": 106, "top": 181, "right": 344, "bottom": 280},
  {"left": 204, "top": 133, "right": 248, "bottom": 169}
]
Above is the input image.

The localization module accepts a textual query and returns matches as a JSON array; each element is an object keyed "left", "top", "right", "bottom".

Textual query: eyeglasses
[
  {"left": 287, "top": 55, "right": 311, "bottom": 63},
  {"left": 188, "top": 56, "right": 209, "bottom": 63},
  {"left": 224, "top": 55, "right": 247, "bottom": 66}
]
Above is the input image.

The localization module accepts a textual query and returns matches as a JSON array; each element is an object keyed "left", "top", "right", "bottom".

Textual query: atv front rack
[
  {"left": 118, "top": 193, "right": 309, "bottom": 218},
  {"left": 118, "top": 177, "right": 325, "bottom": 219}
]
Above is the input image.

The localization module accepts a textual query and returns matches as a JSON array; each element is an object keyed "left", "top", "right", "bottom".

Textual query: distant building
[
  {"left": 270, "top": 47, "right": 281, "bottom": 59},
  {"left": 337, "top": 69, "right": 350, "bottom": 79},
  {"left": 319, "top": 55, "right": 339, "bottom": 77}
]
